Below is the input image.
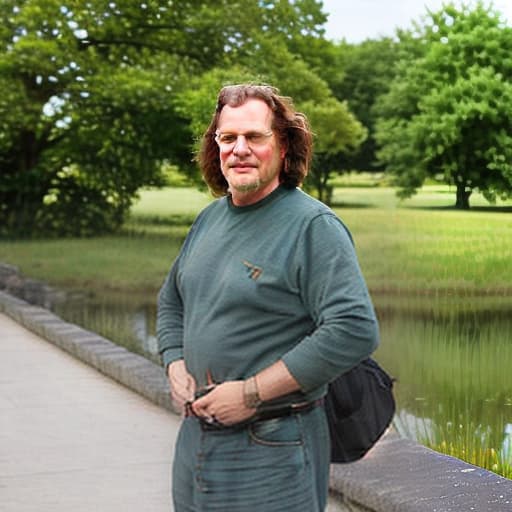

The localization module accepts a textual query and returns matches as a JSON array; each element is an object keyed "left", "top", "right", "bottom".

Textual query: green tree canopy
[
  {"left": 329, "top": 37, "right": 399, "bottom": 172},
  {"left": 301, "top": 98, "right": 367, "bottom": 203},
  {"left": 1, "top": 0, "right": 341, "bottom": 236},
  {"left": 375, "top": 2, "right": 512, "bottom": 209}
]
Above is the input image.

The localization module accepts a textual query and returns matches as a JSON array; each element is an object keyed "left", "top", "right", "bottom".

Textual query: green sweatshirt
[{"left": 157, "top": 186, "right": 379, "bottom": 402}]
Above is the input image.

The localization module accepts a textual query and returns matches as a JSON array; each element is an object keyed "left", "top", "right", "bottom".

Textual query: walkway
[{"left": 0, "top": 313, "right": 181, "bottom": 512}]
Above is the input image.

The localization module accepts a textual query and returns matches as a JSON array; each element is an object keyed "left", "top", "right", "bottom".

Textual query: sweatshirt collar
[{"left": 227, "top": 185, "right": 290, "bottom": 213}]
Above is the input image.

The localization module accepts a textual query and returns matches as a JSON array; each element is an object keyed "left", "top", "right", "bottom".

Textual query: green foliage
[
  {"left": 0, "top": 0, "right": 188, "bottom": 236},
  {"left": 0, "top": 0, "right": 335, "bottom": 237},
  {"left": 329, "top": 38, "right": 400, "bottom": 171},
  {"left": 301, "top": 98, "right": 367, "bottom": 203},
  {"left": 376, "top": 2, "right": 512, "bottom": 208},
  {"left": 35, "top": 165, "right": 127, "bottom": 237},
  {"left": 174, "top": 36, "right": 337, "bottom": 140}
]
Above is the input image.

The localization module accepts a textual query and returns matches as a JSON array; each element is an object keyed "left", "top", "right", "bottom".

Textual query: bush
[{"left": 34, "top": 173, "right": 128, "bottom": 237}]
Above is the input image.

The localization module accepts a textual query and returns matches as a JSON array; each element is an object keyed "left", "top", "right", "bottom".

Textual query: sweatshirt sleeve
[
  {"left": 156, "top": 207, "right": 210, "bottom": 369},
  {"left": 156, "top": 258, "right": 185, "bottom": 370},
  {"left": 281, "top": 213, "right": 379, "bottom": 391}
]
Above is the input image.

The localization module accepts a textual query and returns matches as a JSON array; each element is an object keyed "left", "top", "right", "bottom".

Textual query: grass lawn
[{"left": 0, "top": 185, "right": 511, "bottom": 300}]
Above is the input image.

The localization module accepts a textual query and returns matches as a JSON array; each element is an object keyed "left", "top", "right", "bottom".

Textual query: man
[{"left": 157, "top": 84, "right": 379, "bottom": 512}]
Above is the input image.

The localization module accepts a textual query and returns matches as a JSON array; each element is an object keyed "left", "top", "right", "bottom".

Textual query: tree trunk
[{"left": 455, "top": 183, "right": 471, "bottom": 209}]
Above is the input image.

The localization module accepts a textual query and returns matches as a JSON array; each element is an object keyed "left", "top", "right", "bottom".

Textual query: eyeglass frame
[{"left": 214, "top": 129, "right": 274, "bottom": 151}]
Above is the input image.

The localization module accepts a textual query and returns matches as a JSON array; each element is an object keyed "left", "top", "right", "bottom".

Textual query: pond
[
  {"left": 373, "top": 296, "right": 512, "bottom": 477},
  {"left": 53, "top": 292, "right": 512, "bottom": 478}
]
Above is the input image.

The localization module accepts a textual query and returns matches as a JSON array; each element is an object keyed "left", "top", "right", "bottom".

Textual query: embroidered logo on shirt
[{"left": 243, "top": 260, "right": 263, "bottom": 280}]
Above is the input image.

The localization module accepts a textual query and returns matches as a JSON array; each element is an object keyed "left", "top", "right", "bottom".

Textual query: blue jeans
[{"left": 172, "top": 405, "right": 330, "bottom": 511}]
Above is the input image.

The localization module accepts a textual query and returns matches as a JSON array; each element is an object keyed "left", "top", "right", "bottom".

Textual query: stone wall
[
  {"left": 0, "top": 262, "right": 66, "bottom": 309},
  {"left": 0, "top": 286, "right": 511, "bottom": 511}
]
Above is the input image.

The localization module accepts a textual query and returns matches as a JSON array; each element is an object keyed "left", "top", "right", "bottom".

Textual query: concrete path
[{"left": 0, "top": 313, "right": 181, "bottom": 512}]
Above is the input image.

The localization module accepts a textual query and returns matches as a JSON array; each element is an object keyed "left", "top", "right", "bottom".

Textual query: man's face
[{"left": 216, "top": 99, "right": 285, "bottom": 206}]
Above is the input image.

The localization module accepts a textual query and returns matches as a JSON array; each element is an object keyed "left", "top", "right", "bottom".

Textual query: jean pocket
[{"left": 249, "top": 415, "right": 303, "bottom": 447}]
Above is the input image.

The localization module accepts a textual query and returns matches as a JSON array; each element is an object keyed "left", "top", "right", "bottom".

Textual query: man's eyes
[
  {"left": 218, "top": 134, "right": 237, "bottom": 143},
  {"left": 247, "top": 133, "right": 266, "bottom": 143},
  {"left": 219, "top": 133, "right": 266, "bottom": 143}
]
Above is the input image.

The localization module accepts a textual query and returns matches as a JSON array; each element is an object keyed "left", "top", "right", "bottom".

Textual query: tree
[
  {"left": 0, "top": 0, "right": 332, "bottom": 236},
  {"left": 0, "top": 0, "right": 194, "bottom": 235},
  {"left": 329, "top": 37, "right": 399, "bottom": 172},
  {"left": 301, "top": 99, "right": 367, "bottom": 203},
  {"left": 375, "top": 2, "right": 512, "bottom": 209}
]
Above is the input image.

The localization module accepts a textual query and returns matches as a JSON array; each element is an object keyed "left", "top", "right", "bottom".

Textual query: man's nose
[{"left": 233, "top": 135, "right": 251, "bottom": 154}]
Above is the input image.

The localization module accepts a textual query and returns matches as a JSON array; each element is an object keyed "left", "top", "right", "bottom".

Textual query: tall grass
[{"left": 377, "top": 308, "right": 512, "bottom": 478}]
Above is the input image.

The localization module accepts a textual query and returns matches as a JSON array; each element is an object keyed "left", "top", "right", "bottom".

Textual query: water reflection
[
  {"left": 374, "top": 299, "right": 512, "bottom": 476},
  {"left": 504, "top": 424, "right": 512, "bottom": 463},
  {"left": 53, "top": 292, "right": 512, "bottom": 477},
  {"left": 133, "top": 308, "right": 159, "bottom": 355},
  {"left": 53, "top": 295, "right": 160, "bottom": 363}
]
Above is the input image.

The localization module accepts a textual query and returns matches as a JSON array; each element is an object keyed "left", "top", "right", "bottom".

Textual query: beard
[
  {"left": 225, "top": 169, "right": 262, "bottom": 193},
  {"left": 229, "top": 178, "right": 261, "bottom": 193}
]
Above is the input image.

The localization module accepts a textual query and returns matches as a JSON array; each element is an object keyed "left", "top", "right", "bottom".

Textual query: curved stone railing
[{"left": 0, "top": 276, "right": 511, "bottom": 511}]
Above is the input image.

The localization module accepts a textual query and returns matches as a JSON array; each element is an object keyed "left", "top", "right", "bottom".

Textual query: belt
[{"left": 198, "top": 398, "right": 324, "bottom": 432}]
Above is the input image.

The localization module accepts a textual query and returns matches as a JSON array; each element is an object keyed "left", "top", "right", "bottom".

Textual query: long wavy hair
[{"left": 197, "top": 84, "right": 313, "bottom": 197}]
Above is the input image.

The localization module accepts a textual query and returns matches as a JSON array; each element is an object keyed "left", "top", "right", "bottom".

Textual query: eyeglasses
[{"left": 214, "top": 130, "right": 274, "bottom": 151}]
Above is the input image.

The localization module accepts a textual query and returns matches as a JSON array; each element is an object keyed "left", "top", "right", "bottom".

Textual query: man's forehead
[{"left": 217, "top": 99, "right": 273, "bottom": 129}]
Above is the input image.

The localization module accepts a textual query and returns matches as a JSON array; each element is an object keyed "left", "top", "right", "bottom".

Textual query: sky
[{"left": 321, "top": 0, "right": 512, "bottom": 43}]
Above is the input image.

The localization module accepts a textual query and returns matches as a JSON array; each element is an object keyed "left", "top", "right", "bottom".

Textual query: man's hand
[
  {"left": 167, "top": 360, "right": 196, "bottom": 413},
  {"left": 191, "top": 381, "right": 256, "bottom": 426}
]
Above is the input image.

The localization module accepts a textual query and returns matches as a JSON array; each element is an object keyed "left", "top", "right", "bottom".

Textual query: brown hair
[{"left": 197, "top": 84, "right": 313, "bottom": 196}]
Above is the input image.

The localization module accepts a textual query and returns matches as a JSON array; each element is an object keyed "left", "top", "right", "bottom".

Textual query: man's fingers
[
  {"left": 165, "top": 361, "right": 199, "bottom": 414},
  {"left": 190, "top": 393, "right": 212, "bottom": 417},
  {"left": 167, "top": 363, "right": 196, "bottom": 403},
  {"left": 171, "top": 380, "right": 195, "bottom": 403}
]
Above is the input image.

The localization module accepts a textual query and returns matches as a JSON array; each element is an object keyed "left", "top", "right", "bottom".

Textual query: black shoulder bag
[{"left": 324, "top": 358, "right": 396, "bottom": 463}]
